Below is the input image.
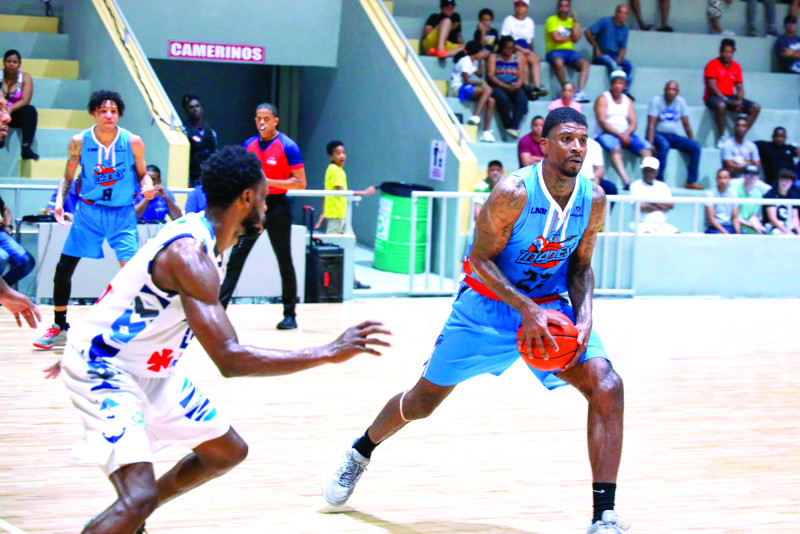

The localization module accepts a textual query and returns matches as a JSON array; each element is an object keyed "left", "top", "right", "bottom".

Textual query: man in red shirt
[
  {"left": 704, "top": 38, "right": 761, "bottom": 141},
  {"left": 219, "top": 103, "right": 307, "bottom": 330}
]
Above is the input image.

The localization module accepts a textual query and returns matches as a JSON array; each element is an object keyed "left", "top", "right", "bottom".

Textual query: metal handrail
[
  {"left": 375, "top": 0, "right": 471, "bottom": 147},
  {"left": 102, "top": 0, "right": 183, "bottom": 132}
]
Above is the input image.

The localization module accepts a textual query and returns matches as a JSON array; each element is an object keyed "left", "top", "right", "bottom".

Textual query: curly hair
[
  {"left": 87, "top": 90, "right": 125, "bottom": 116},
  {"left": 201, "top": 145, "right": 264, "bottom": 208}
]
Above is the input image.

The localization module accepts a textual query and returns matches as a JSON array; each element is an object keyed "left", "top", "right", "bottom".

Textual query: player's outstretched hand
[
  {"left": 0, "top": 289, "right": 42, "bottom": 328},
  {"left": 43, "top": 360, "right": 62, "bottom": 379},
  {"left": 327, "top": 320, "right": 392, "bottom": 363}
]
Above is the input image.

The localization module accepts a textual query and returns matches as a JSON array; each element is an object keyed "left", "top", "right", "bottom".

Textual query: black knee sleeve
[{"left": 53, "top": 254, "right": 80, "bottom": 306}]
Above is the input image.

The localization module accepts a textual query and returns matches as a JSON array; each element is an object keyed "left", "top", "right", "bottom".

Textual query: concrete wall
[
  {"left": 63, "top": 0, "right": 174, "bottom": 184},
  {"left": 298, "top": 0, "right": 462, "bottom": 247},
  {"left": 116, "top": 0, "right": 342, "bottom": 68}
]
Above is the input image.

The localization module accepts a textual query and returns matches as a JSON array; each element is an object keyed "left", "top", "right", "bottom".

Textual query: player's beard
[{"left": 241, "top": 206, "right": 264, "bottom": 237}]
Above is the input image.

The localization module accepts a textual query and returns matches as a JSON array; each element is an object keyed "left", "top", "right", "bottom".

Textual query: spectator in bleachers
[
  {"left": 629, "top": 157, "right": 678, "bottom": 234},
  {"left": 45, "top": 180, "right": 80, "bottom": 221},
  {"left": 707, "top": 0, "right": 735, "bottom": 36},
  {"left": 487, "top": 35, "right": 528, "bottom": 139},
  {"left": 629, "top": 0, "right": 672, "bottom": 32},
  {"left": 545, "top": 0, "right": 591, "bottom": 103},
  {"left": 595, "top": 70, "right": 652, "bottom": 190},
  {"left": 755, "top": 126, "right": 800, "bottom": 186},
  {"left": 474, "top": 8, "right": 499, "bottom": 52},
  {"left": 762, "top": 169, "right": 800, "bottom": 235},
  {"left": 182, "top": 94, "right": 218, "bottom": 187},
  {"left": 746, "top": 0, "right": 778, "bottom": 37},
  {"left": 721, "top": 117, "right": 761, "bottom": 179},
  {"left": 705, "top": 168, "right": 740, "bottom": 234},
  {"left": 734, "top": 164, "right": 766, "bottom": 234},
  {"left": 0, "top": 193, "right": 35, "bottom": 286},
  {"left": 775, "top": 15, "right": 800, "bottom": 74},
  {"left": 184, "top": 184, "right": 206, "bottom": 214},
  {"left": 450, "top": 41, "right": 496, "bottom": 142},
  {"left": 646, "top": 81, "right": 703, "bottom": 190},
  {"left": 704, "top": 38, "right": 761, "bottom": 141},
  {"left": 580, "top": 136, "right": 618, "bottom": 197},
  {"left": 1, "top": 50, "right": 39, "bottom": 160},
  {"left": 422, "top": 0, "right": 465, "bottom": 58},
  {"left": 134, "top": 164, "right": 182, "bottom": 222},
  {"left": 501, "top": 0, "right": 547, "bottom": 100},
  {"left": 585, "top": 5, "right": 635, "bottom": 91},
  {"left": 518, "top": 115, "right": 544, "bottom": 167},
  {"left": 547, "top": 81, "right": 582, "bottom": 112},
  {"left": 473, "top": 159, "right": 504, "bottom": 219}
]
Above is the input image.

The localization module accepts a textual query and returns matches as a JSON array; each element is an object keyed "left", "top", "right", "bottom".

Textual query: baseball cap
[
  {"left": 515, "top": 0, "right": 530, "bottom": 5},
  {"left": 744, "top": 164, "right": 759, "bottom": 175},
  {"left": 440, "top": 0, "right": 455, "bottom": 7},
  {"left": 610, "top": 70, "right": 627, "bottom": 81},
  {"left": 640, "top": 156, "right": 660, "bottom": 170},
  {"left": 785, "top": 15, "right": 797, "bottom": 25}
]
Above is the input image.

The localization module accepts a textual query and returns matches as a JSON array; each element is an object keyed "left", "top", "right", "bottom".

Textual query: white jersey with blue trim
[
  {"left": 66, "top": 212, "right": 224, "bottom": 378},
  {"left": 465, "top": 163, "right": 594, "bottom": 298},
  {"left": 79, "top": 126, "right": 138, "bottom": 207}
]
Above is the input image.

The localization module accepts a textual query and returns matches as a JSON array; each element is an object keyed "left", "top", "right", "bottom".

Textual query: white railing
[
  {"left": 408, "top": 191, "right": 800, "bottom": 297},
  {"left": 0, "top": 184, "right": 361, "bottom": 233}
]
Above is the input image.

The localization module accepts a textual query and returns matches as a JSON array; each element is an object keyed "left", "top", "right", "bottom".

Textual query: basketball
[{"left": 517, "top": 310, "right": 579, "bottom": 372}]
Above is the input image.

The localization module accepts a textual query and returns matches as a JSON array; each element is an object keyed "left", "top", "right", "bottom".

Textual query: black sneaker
[
  {"left": 354, "top": 280, "right": 371, "bottom": 290},
  {"left": 21, "top": 145, "right": 39, "bottom": 160},
  {"left": 276, "top": 316, "right": 298, "bottom": 330},
  {"left": 523, "top": 84, "right": 539, "bottom": 101},
  {"left": 135, "top": 524, "right": 147, "bottom": 534}
]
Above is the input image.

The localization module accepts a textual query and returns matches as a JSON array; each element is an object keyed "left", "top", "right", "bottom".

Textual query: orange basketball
[{"left": 517, "top": 310, "right": 579, "bottom": 372}]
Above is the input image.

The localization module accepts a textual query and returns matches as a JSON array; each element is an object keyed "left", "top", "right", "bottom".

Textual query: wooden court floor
[{"left": 1, "top": 297, "right": 798, "bottom": 533}]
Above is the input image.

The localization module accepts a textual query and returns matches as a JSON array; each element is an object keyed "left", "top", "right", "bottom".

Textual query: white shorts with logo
[{"left": 62, "top": 346, "right": 230, "bottom": 476}]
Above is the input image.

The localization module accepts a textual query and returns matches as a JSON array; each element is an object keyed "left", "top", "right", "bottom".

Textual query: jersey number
[
  {"left": 101, "top": 188, "right": 113, "bottom": 202},
  {"left": 515, "top": 270, "right": 552, "bottom": 293}
]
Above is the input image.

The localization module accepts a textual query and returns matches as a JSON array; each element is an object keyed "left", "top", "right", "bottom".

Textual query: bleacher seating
[{"left": 389, "top": 0, "right": 800, "bottom": 192}]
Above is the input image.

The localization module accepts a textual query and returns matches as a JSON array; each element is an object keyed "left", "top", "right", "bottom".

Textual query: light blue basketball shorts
[
  {"left": 422, "top": 284, "right": 610, "bottom": 390},
  {"left": 62, "top": 201, "right": 138, "bottom": 261}
]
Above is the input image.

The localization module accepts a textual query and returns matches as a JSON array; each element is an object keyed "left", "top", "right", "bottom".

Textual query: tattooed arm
[
  {"left": 55, "top": 134, "right": 82, "bottom": 226},
  {"left": 563, "top": 184, "right": 606, "bottom": 369},
  {"left": 469, "top": 175, "right": 565, "bottom": 358}
]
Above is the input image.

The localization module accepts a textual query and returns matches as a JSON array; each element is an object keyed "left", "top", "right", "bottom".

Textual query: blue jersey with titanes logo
[
  {"left": 466, "top": 163, "right": 594, "bottom": 298},
  {"left": 79, "top": 126, "right": 138, "bottom": 207}
]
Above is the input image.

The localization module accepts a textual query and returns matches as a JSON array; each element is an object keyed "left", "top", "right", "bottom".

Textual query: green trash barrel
[{"left": 373, "top": 182, "right": 433, "bottom": 274}]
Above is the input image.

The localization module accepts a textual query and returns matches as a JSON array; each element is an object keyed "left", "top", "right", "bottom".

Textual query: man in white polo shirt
[{"left": 629, "top": 156, "right": 678, "bottom": 233}]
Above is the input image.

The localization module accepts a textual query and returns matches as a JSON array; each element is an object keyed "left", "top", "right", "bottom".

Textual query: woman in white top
[
  {"left": 449, "top": 41, "right": 496, "bottom": 142},
  {"left": 594, "top": 71, "right": 652, "bottom": 189}
]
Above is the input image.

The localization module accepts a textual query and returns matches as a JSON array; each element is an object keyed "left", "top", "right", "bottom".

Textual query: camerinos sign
[{"left": 168, "top": 41, "right": 265, "bottom": 63}]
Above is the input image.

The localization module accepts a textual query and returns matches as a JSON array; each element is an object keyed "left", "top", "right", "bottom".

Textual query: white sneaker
[
  {"left": 505, "top": 128, "right": 520, "bottom": 139},
  {"left": 575, "top": 89, "right": 591, "bottom": 103},
  {"left": 716, "top": 136, "right": 727, "bottom": 149},
  {"left": 586, "top": 510, "right": 630, "bottom": 533},
  {"left": 721, "top": 29, "right": 736, "bottom": 36},
  {"left": 322, "top": 445, "right": 370, "bottom": 507},
  {"left": 468, "top": 114, "right": 481, "bottom": 125},
  {"left": 478, "top": 130, "right": 496, "bottom": 142}
]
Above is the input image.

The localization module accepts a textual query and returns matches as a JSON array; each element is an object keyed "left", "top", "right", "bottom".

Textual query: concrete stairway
[{"left": 0, "top": 6, "right": 91, "bottom": 191}]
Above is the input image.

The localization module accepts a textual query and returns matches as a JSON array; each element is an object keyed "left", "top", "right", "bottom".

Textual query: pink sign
[{"left": 168, "top": 40, "right": 265, "bottom": 63}]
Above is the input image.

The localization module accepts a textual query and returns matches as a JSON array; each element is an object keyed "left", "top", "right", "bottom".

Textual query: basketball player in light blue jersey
[
  {"left": 34, "top": 90, "right": 155, "bottom": 349},
  {"left": 325, "top": 107, "right": 629, "bottom": 533}
]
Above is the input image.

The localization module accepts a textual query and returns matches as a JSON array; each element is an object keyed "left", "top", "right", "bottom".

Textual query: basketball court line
[{"left": 0, "top": 519, "right": 29, "bottom": 534}]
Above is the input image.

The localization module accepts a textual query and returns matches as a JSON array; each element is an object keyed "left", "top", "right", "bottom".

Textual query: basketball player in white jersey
[{"left": 47, "top": 146, "right": 391, "bottom": 534}]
